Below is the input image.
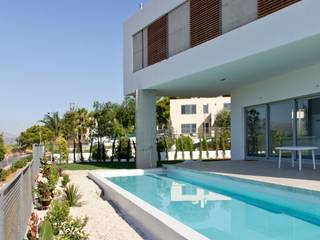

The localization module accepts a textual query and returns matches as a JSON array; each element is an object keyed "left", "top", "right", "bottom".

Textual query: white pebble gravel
[{"left": 66, "top": 170, "right": 144, "bottom": 240}]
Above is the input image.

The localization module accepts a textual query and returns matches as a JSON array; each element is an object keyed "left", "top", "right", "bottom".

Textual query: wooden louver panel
[
  {"left": 258, "top": 0, "right": 301, "bottom": 18},
  {"left": 148, "top": 15, "right": 168, "bottom": 66},
  {"left": 190, "top": 0, "right": 221, "bottom": 48}
]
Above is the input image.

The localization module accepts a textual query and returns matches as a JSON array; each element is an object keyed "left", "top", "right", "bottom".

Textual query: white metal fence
[{"left": 0, "top": 144, "right": 43, "bottom": 240}]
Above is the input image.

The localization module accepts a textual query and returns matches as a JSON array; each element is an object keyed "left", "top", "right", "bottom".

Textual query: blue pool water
[{"left": 108, "top": 172, "right": 320, "bottom": 240}]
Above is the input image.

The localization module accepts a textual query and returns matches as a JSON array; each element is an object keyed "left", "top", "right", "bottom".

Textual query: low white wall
[{"left": 161, "top": 150, "right": 231, "bottom": 161}]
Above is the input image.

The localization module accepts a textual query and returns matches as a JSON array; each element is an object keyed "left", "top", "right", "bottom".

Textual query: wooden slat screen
[
  {"left": 190, "top": 0, "right": 221, "bottom": 48},
  {"left": 258, "top": 0, "right": 301, "bottom": 18},
  {"left": 148, "top": 15, "right": 168, "bottom": 66}
]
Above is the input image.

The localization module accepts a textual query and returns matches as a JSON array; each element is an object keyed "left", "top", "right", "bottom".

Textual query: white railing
[{"left": 0, "top": 144, "right": 43, "bottom": 240}]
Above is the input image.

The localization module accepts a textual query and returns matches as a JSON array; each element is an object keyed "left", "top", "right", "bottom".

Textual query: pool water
[{"left": 108, "top": 172, "right": 320, "bottom": 240}]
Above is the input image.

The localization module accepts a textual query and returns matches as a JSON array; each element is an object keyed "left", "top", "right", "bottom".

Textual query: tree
[
  {"left": 19, "top": 125, "right": 54, "bottom": 149},
  {"left": 58, "top": 137, "right": 68, "bottom": 164},
  {"left": 0, "top": 134, "right": 5, "bottom": 161},
  {"left": 76, "top": 108, "right": 91, "bottom": 161},
  {"left": 213, "top": 109, "right": 231, "bottom": 157},
  {"left": 41, "top": 112, "right": 62, "bottom": 156},
  {"left": 63, "top": 110, "right": 78, "bottom": 162},
  {"left": 156, "top": 97, "right": 170, "bottom": 130},
  {"left": 93, "top": 101, "right": 118, "bottom": 161}
]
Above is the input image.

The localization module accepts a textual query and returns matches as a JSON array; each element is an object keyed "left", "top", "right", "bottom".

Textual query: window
[
  {"left": 296, "top": 97, "right": 320, "bottom": 158},
  {"left": 203, "top": 104, "right": 209, "bottom": 114},
  {"left": 181, "top": 124, "right": 197, "bottom": 134},
  {"left": 204, "top": 122, "right": 210, "bottom": 134},
  {"left": 269, "top": 101, "right": 294, "bottom": 157},
  {"left": 224, "top": 103, "right": 231, "bottom": 110},
  {"left": 181, "top": 105, "right": 196, "bottom": 114}
]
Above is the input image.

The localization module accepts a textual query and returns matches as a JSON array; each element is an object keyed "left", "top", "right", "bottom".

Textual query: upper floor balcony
[{"left": 123, "top": 0, "right": 320, "bottom": 96}]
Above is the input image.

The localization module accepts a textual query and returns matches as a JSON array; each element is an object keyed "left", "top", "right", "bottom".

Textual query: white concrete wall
[
  {"left": 231, "top": 63, "right": 320, "bottom": 160},
  {"left": 135, "top": 90, "right": 157, "bottom": 168},
  {"left": 170, "top": 97, "right": 230, "bottom": 135}
]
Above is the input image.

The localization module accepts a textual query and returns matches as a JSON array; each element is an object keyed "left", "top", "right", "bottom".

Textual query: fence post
[{"left": 0, "top": 192, "right": 4, "bottom": 240}]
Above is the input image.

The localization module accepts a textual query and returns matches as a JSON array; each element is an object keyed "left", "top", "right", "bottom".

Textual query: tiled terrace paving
[{"left": 177, "top": 160, "right": 320, "bottom": 192}]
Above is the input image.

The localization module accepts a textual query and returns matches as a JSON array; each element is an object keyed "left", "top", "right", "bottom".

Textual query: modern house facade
[
  {"left": 170, "top": 97, "right": 230, "bottom": 137},
  {"left": 123, "top": 0, "right": 320, "bottom": 168}
]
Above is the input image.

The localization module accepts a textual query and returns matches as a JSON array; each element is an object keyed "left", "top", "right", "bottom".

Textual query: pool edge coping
[{"left": 88, "top": 169, "right": 209, "bottom": 240}]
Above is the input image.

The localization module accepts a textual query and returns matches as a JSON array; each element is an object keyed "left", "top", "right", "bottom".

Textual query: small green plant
[
  {"left": 37, "top": 182, "right": 52, "bottom": 210},
  {"left": 57, "top": 217, "right": 89, "bottom": 240},
  {"left": 174, "top": 138, "right": 178, "bottom": 160},
  {"left": 58, "top": 137, "right": 68, "bottom": 164},
  {"left": 64, "top": 184, "right": 82, "bottom": 207},
  {"left": 39, "top": 220, "right": 54, "bottom": 240},
  {"left": 45, "top": 200, "right": 70, "bottom": 235},
  {"left": 61, "top": 174, "right": 70, "bottom": 188},
  {"left": 203, "top": 138, "right": 209, "bottom": 159},
  {"left": 199, "top": 139, "right": 203, "bottom": 160},
  {"left": 187, "top": 137, "right": 193, "bottom": 160}
]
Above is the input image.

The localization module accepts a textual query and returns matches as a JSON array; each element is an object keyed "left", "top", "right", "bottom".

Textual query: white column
[
  {"left": 135, "top": 89, "right": 157, "bottom": 169},
  {"left": 231, "top": 95, "right": 245, "bottom": 160}
]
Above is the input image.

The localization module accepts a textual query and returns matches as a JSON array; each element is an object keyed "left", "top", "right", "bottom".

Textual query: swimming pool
[{"left": 89, "top": 166, "right": 320, "bottom": 240}]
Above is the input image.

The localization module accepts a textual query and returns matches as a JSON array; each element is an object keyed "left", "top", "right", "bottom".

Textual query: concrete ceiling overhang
[{"left": 147, "top": 33, "right": 320, "bottom": 97}]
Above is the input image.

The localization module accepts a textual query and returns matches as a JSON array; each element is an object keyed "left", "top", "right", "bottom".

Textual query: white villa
[
  {"left": 170, "top": 97, "right": 230, "bottom": 137},
  {"left": 123, "top": 0, "right": 320, "bottom": 168}
]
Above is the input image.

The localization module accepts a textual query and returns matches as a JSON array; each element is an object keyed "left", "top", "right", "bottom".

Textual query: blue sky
[{"left": 0, "top": 0, "right": 148, "bottom": 135}]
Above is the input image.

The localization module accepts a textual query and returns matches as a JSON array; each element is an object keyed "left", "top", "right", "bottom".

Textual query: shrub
[
  {"left": 56, "top": 217, "right": 89, "bottom": 240},
  {"left": 203, "top": 138, "right": 209, "bottom": 159},
  {"left": 45, "top": 200, "right": 70, "bottom": 235},
  {"left": 61, "top": 174, "right": 70, "bottom": 188},
  {"left": 58, "top": 137, "right": 68, "bottom": 164},
  {"left": 48, "top": 165, "right": 59, "bottom": 192},
  {"left": 92, "top": 144, "right": 107, "bottom": 161},
  {"left": 116, "top": 137, "right": 131, "bottom": 160},
  {"left": 199, "top": 140, "right": 203, "bottom": 160},
  {"left": 39, "top": 220, "right": 54, "bottom": 240},
  {"left": 0, "top": 169, "right": 8, "bottom": 182},
  {"left": 0, "top": 135, "right": 4, "bottom": 162},
  {"left": 64, "top": 184, "right": 82, "bottom": 207}
]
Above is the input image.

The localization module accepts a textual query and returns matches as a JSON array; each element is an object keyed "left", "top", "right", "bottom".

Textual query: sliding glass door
[
  {"left": 269, "top": 101, "right": 294, "bottom": 157},
  {"left": 245, "top": 95, "right": 320, "bottom": 160},
  {"left": 296, "top": 97, "right": 320, "bottom": 158},
  {"left": 246, "top": 106, "right": 267, "bottom": 157}
]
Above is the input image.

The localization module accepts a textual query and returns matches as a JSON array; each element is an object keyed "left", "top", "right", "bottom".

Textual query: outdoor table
[{"left": 276, "top": 146, "right": 318, "bottom": 171}]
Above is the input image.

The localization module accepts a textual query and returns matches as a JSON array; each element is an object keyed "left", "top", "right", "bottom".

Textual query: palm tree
[
  {"left": 76, "top": 108, "right": 91, "bottom": 162},
  {"left": 63, "top": 110, "right": 78, "bottom": 162},
  {"left": 41, "top": 112, "right": 62, "bottom": 158}
]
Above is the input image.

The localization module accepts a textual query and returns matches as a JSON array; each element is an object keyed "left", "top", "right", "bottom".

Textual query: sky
[{"left": 0, "top": 0, "right": 149, "bottom": 135}]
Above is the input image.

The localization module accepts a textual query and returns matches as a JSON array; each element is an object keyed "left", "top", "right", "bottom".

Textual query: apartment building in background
[
  {"left": 170, "top": 97, "right": 230, "bottom": 137},
  {"left": 123, "top": 0, "right": 320, "bottom": 168}
]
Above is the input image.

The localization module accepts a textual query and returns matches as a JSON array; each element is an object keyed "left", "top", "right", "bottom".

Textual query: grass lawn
[
  {"left": 61, "top": 159, "right": 230, "bottom": 171},
  {"left": 61, "top": 162, "right": 136, "bottom": 171}
]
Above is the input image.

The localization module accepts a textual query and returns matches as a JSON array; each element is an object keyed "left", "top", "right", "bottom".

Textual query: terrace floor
[{"left": 176, "top": 160, "right": 320, "bottom": 191}]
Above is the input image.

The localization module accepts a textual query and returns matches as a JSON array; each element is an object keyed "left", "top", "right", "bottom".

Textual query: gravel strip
[{"left": 66, "top": 170, "right": 144, "bottom": 240}]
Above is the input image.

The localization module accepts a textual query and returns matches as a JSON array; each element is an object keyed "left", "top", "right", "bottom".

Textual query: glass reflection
[
  {"left": 296, "top": 98, "right": 320, "bottom": 158},
  {"left": 270, "top": 101, "right": 294, "bottom": 157},
  {"left": 170, "top": 182, "right": 230, "bottom": 208},
  {"left": 246, "top": 106, "right": 267, "bottom": 157}
]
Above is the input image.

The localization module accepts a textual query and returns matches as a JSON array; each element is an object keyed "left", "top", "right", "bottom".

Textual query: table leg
[
  {"left": 298, "top": 151, "right": 302, "bottom": 171},
  {"left": 278, "top": 150, "right": 282, "bottom": 169},
  {"left": 312, "top": 150, "right": 316, "bottom": 170},
  {"left": 291, "top": 151, "right": 295, "bottom": 168}
]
